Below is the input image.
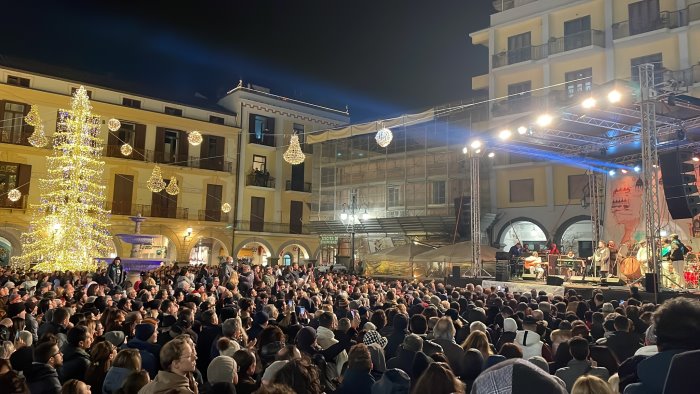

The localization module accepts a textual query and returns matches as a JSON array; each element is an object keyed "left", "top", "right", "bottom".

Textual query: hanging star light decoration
[
  {"left": 11, "top": 86, "right": 111, "bottom": 273},
  {"left": 107, "top": 118, "right": 121, "bottom": 132},
  {"left": 24, "top": 105, "right": 41, "bottom": 127},
  {"left": 283, "top": 133, "right": 305, "bottom": 165},
  {"left": 221, "top": 203, "right": 231, "bottom": 213},
  {"left": 120, "top": 143, "right": 133, "bottom": 156},
  {"left": 188, "top": 131, "right": 203, "bottom": 146},
  {"left": 165, "top": 176, "right": 180, "bottom": 195},
  {"left": 7, "top": 188, "right": 21, "bottom": 202},
  {"left": 375, "top": 127, "right": 393, "bottom": 148},
  {"left": 27, "top": 124, "right": 49, "bottom": 148},
  {"left": 146, "top": 165, "right": 166, "bottom": 192}
]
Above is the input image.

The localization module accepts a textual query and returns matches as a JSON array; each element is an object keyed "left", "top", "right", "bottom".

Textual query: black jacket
[
  {"left": 60, "top": 344, "right": 91, "bottom": 381},
  {"left": 195, "top": 324, "right": 221, "bottom": 373},
  {"left": 386, "top": 347, "right": 418, "bottom": 376},
  {"left": 26, "top": 362, "right": 61, "bottom": 394},
  {"left": 605, "top": 331, "right": 641, "bottom": 363},
  {"left": 107, "top": 263, "right": 126, "bottom": 285}
]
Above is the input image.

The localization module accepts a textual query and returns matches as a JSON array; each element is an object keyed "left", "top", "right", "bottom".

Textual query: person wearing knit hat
[
  {"left": 472, "top": 358, "right": 567, "bottom": 394},
  {"left": 104, "top": 331, "right": 126, "bottom": 347},
  {"left": 126, "top": 323, "right": 161, "bottom": 378},
  {"left": 601, "top": 302, "right": 614, "bottom": 315},
  {"left": 261, "top": 360, "right": 288, "bottom": 385},
  {"left": 7, "top": 302, "right": 25, "bottom": 318},
  {"left": 207, "top": 355, "right": 238, "bottom": 385},
  {"left": 363, "top": 330, "right": 388, "bottom": 348}
]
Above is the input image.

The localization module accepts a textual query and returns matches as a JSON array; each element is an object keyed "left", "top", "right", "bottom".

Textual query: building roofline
[{"left": 225, "top": 86, "right": 349, "bottom": 117}]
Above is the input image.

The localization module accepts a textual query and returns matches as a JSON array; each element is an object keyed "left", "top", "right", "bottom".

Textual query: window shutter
[
  {"left": 155, "top": 127, "right": 165, "bottom": 163},
  {"left": 178, "top": 130, "right": 189, "bottom": 166}
]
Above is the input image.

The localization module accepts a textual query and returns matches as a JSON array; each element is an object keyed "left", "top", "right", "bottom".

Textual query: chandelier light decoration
[
  {"left": 107, "top": 118, "right": 121, "bottom": 132},
  {"left": 120, "top": 143, "right": 133, "bottom": 156},
  {"left": 27, "top": 124, "right": 49, "bottom": 148},
  {"left": 221, "top": 202, "right": 231, "bottom": 213},
  {"left": 24, "top": 105, "right": 41, "bottom": 127},
  {"left": 146, "top": 165, "right": 166, "bottom": 193},
  {"left": 7, "top": 188, "right": 21, "bottom": 202},
  {"left": 11, "top": 86, "right": 111, "bottom": 272},
  {"left": 165, "top": 176, "right": 180, "bottom": 195},
  {"left": 188, "top": 130, "right": 203, "bottom": 146},
  {"left": 375, "top": 126, "right": 393, "bottom": 148},
  {"left": 283, "top": 133, "right": 306, "bottom": 165}
]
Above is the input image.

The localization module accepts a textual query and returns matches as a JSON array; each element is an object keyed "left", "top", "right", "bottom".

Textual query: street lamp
[{"left": 340, "top": 189, "right": 369, "bottom": 273}]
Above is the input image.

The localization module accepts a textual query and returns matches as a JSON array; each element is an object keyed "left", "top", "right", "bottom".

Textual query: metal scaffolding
[
  {"left": 470, "top": 154, "right": 481, "bottom": 276},
  {"left": 587, "top": 171, "right": 604, "bottom": 277}
]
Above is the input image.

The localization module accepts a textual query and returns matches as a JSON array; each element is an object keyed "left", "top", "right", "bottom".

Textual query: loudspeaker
[
  {"left": 659, "top": 150, "right": 700, "bottom": 219},
  {"left": 522, "top": 273, "right": 537, "bottom": 281},
  {"left": 496, "top": 251, "right": 511, "bottom": 260},
  {"left": 452, "top": 266, "right": 461, "bottom": 278},
  {"left": 570, "top": 276, "right": 601, "bottom": 284},
  {"left": 547, "top": 275, "right": 566, "bottom": 286},
  {"left": 645, "top": 273, "right": 659, "bottom": 293},
  {"left": 495, "top": 261, "right": 510, "bottom": 282},
  {"left": 601, "top": 276, "right": 626, "bottom": 286}
]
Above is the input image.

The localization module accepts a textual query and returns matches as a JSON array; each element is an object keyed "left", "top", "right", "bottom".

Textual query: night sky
[{"left": 3, "top": 1, "right": 493, "bottom": 122}]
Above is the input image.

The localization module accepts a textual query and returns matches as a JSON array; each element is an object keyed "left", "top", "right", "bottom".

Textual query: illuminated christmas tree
[{"left": 12, "top": 86, "right": 111, "bottom": 272}]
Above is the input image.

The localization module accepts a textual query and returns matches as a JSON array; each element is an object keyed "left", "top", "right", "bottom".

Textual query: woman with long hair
[
  {"left": 412, "top": 362, "right": 465, "bottom": 394},
  {"left": 84, "top": 341, "right": 116, "bottom": 394},
  {"left": 272, "top": 358, "right": 322, "bottom": 394},
  {"left": 61, "top": 379, "right": 91, "bottom": 394},
  {"left": 102, "top": 349, "right": 141, "bottom": 394},
  {"left": 571, "top": 375, "right": 613, "bottom": 394},
  {"left": 461, "top": 330, "right": 493, "bottom": 362}
]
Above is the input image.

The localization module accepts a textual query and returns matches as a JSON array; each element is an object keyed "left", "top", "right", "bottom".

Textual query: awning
[{"left": 307, "top": 216, "right": 456, "bottom": 236}]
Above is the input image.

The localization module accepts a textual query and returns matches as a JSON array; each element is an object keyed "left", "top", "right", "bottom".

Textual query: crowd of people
[{"left": 0, "top": 256, "right": 699, "bottom": 394}]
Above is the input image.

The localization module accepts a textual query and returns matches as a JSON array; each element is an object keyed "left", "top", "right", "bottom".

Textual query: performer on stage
[
  {"left": 566, "top": 250, "right": 576, "bottom": 259},
  {"left": 670, "top": 236, "right": 685, "bottom": 288},
  {"left": 588, "top": 241, "right": 610, "bottom": 278},
  {"left": 548, "top": 242, "right": 560, "bottom": 255},
  {"left": 524, "top": 251, "right": 545, "bottom": 280},
  {"left": 509, "top": 242, "right": 523, "bottom": 258},
  {"left": 608, "top": 240, "right": 618, "bottom": 276},
  {"left": 660, "top": 238, "right": 673, "bottom": 288},
  {"left": 636, "top": 240, "right": 649, "bottom": 275}
]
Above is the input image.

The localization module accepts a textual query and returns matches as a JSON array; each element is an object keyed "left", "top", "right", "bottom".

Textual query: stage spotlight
[
  {"left": 498, "top": 129, "right": 512, "bottom": 140},
  {"left": 488, "top": 152, "right": 495, "bottom": 158},
  {"left": 608, "top": 169, "right": 616, "bottom": 176},
  {"left": 633, "top": 165, "right": 641, "bottom": 172},
  {"left": 475, "top": 148, "right": 482, "bottom": 154},
  {"left": 517, "top": 126, "right": 528, "bottom": 135},
  {"left": 693, "top": 156, "right": 699, "bottom": 162},
  {"left": 607, "top": 90, "right": 622, "bottom": 103},
  {"left": 536, "top": 114, "right": 553, "bottom": 127},
  {"left": 660, "top": 230, "right": 668, "bottom": 237},
  {"left": 462, "top": 147, "right": 468, "bottom": 154},
  {"left": 621, "top": 169, "right": 628, "bottom": 174},
  {"left": 470, "top": 140, "right": 482, "bottom": 149},
  {"left": 581, "top": 97, "right": 597, "bottom": 109}
]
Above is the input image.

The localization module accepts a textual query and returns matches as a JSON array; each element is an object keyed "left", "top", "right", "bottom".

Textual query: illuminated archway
[
  {"left": 0, "top": 236, "right": 12, "bottom": 266},
  {"left": 235, "top": 238, "right": 273, "bottom": 266},
  {"left": 189, "top": 237, "right": 229, "bottom": 266},
  {"left": 498, "top": 219, "right": 548, "bottom": 252},
  {"left": 278, "top": 241, "right": 310, "bottom": 265}
]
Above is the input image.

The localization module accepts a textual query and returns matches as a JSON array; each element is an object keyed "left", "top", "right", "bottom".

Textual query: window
[
  {"left": 7, "top": 75, "right": 29, "bottom": 87},
  {"left": 568, "top": 174, "right": 588, "bottom": 200},
  {"left": 164, "top": 106, "right": 182, "bottom": 116},
  {"left": 507, "top": 81, "right": 532, "bottom": 112},
  {"left": 163, "top": 130, "right": 179, "bottom": 163},
  {"left": 629, "top": 0, "right": 661, "bottom": 36},
  {"left": 253, "top": 155, "right": 267, "bottom": 172},
  {"left": 122, "top": 98, "right": 141, "bottom": 109},
  {"left": 387, "top": 185, "right": 402, "bottom": 207},
  {"left": 117, "top": 122, "right": 136, "bottom": 146},
  {"left": 430, "top": 181, "right": 446, "bottom": 205},
  {"left": 111, "top": 174, "right": 134, "bottom": 215},
  {"left": 565, "top": 68, "right": 593, "bottom": 98},
  {"left": 71, "top": 87, "right": 92, "bottom": 98},
  {"left": 509, "top": 179, "right": 534, "bottom": 203},
  {"left": 507, "top": 32, "right": 531, "bottom": 64},
  {"left": 631, "top": 53, "right": 663, "bottom": 85},
  {"left": 294, "top": 123, "right": 312, "bottom": 154},
  {"left": 564, "top": 15, "right": 592, "bottom": 50},
  {"left": 1, "top": 102, "right": 28, "bottom": 144},
  {"left": 209, "top": 115, "right": 225, "bottom": 125},
  {"left": 249, "top": 114, "right": 275, "bottom": 146}
]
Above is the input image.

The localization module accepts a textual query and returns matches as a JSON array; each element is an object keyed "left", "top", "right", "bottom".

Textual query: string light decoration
[
  {"left": 120, "top": 143, "right": 133, "bottom": 156},
  {"left": 24, "top": 105, "right": 41, "bottom": 127},
  {"left": 375, "top": 127, "right": 393, "bottom": 148},
  {"left": 27, "top": 124, "right": 49, "bottom": 148},
  {"left": 11, "top": 86, "right": 111, "bottom": 272},
  {"left": 107, "top": 118, "right": 121, "bottom": 132},
  {"left": 283, "top": 133, "right": 306, "bottom": 165},
  {"left": 188, "top": 131, "right": 203, "bottom": 146},
  {"left": 221, "top": 203, "right": 231, "bottom": 213},
  {"left": 7, "top": 189, "right": 21, "bottom": 202},
  {"left": 146, "top": 165, "right": 166, "bottom": 193},
  {"left": 165, "top": 176, "right": 180, "bottom": 195}
]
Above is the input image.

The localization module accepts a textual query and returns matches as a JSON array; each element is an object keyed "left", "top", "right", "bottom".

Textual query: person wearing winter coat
[{"left": 25, "top": 341, "right": 62, "bottom": 394}]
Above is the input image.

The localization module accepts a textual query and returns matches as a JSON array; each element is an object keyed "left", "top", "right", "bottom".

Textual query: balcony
[
  {"left": 285, "top": 180, "right": 312, "bottom": 193},
  {"left": 491, "top": 92, "right": 564, "bottom": 117},
  {"left": 613, "top": 9, "right": 688, "bottom": 40},
  {"left": 493, "top": 30, "right": 604, "bottom": 68},
  {"left": 663, "top": 65, "right": 700, "bottom": 89},
  {"left": 104, "top": 145, "right": 232, "bottom": 172},
  {"left": 246, "top": 172, "right": 275, "bottom": 188},
  {"left": 233, "top": 220, "right": 310, "bottom": 234},
  {"left": 198, "top": 210, "right": 230, "bottom": 222},
  {"left": 492, "top": 0, "right": 537, "bottom": 12},
  {"left": 106, "top": 203, "right": 189, "bottom": 220},
  {"left": 0, "top": 194, "right": 28, "bottom": 210}
]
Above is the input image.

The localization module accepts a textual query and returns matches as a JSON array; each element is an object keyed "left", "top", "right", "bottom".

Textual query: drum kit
[{"left": 616, "top": 242, "right": 700, "bottom": 289}]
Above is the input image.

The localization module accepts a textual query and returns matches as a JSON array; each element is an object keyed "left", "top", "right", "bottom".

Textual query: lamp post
[{"left": 340, "top": 189, "right": 369, "bottom": 273}]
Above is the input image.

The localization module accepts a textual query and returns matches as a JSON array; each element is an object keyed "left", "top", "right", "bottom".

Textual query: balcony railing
[
  {"left": 493, "top": 30, "right": 604, "bottom": 68},
  {"left": 663, "top": 64, "right": 700, "bottom": 89},
  {"left": 198, "top": 210, "right": 230, "bottom": 222},
  {"left": 106, "top": 203, "right": 188, "bottom": 220},
  {"left": 285, "top": 180, "right": 312, "bottom": 193},
  {"left": 0, "top": 194, "right": 28, "bottom": 209},
  {"left": 246, "top": 173, "right": 275, "bottom": 188},
  {"left": 104, "top": 145, "right": 232, "bottom": 172},
  {"left": 613, "top": 9, "right": 688, "bottom": 40},
  {"left": 492, "top": 0, "right": 537, "bottom": 12},
  {"left": 233, "top": 220, "right": 311, "bottom": 234}
]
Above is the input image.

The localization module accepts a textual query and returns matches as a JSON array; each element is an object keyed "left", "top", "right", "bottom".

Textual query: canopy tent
[
  {"left": 412, "top": 241, "right": 499, "bottom": 263},
  {"left": 364, "top": 243, "right": 433, "bottom": 262},
  {"left": 363, "top": 243, "right": 433, "bottom": 278}
]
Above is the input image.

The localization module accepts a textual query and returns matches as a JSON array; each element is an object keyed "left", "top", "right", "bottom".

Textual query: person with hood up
[
  {"left": 496, "top": 317, "right": 518, "bottom": 351},
  {"left": 384, "top": 313, "right": 409, "bottom": 359},
  {"left": 471, "top": 358, "right": 567, "bottom": 394},
  {"left": 25, "top": 341, "right": 62, "bottom": 394},
  {"left": 125, "top": 323, "right": 161, "bottom": 378},
  {"left": 371, "top": 368, "right": 410, "bottom": 394},
  {"left": 362, "top": 329, "right": 388, "bottom": 380},
  {"left": 138, "top": 338, "right": 197, "bottom": 394},
  {"left": 514, "top": 315, "right": 552, "bottom": 360}
]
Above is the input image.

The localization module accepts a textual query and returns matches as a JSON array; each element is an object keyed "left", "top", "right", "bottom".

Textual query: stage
[{"left": 445, "top": 277, "right": 700, "bottom": 303}]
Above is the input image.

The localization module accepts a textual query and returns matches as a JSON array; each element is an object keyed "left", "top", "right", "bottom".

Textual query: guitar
[{"left": 523, "top": 258, "right": 546, "bottom": 270}]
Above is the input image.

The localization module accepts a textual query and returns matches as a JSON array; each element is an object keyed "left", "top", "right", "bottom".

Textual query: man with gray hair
[
  {"left": 387, "top": 333, "right": 428, "bottom": 375},
  {"left": 431, "top": 316, "right": 464, "bottom": 375},
  {"left": 210, "top": 317, "right": 242, "bottom": 359}
]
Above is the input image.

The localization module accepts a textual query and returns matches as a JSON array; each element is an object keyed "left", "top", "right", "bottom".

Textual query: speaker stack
[{"left": 659, "top": 150, "right": 700, "bottom": 219}]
